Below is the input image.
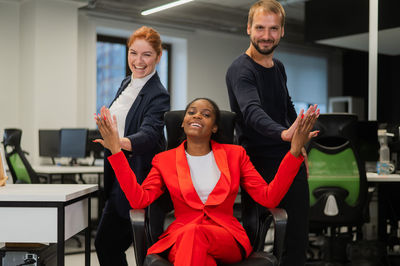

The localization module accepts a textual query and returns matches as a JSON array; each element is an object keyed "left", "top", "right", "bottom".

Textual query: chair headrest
[
  {"left": 3, "top": 128, "right": 22, "bottom": 147},
  {"left": 313, "top": 114, "right": 358, "bottom": 147}
]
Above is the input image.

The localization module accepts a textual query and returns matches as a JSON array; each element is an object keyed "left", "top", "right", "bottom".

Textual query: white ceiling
[
  {"left": 80, "top": 0, "right": 400, "bottom": 55},
  {"left": 81, "top": 0, "right": 306, "bottom": 42},
  {"left": 317, "top": 27, "right": 400, "bottom": 56}
]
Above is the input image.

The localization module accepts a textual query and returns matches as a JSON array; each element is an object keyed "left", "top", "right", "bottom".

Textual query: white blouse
[
  {"left": 109, "top": 70, "right": 155, "bottom": 137},
  {"left": 186, "top": 151, "right": 221, "bottom": 204}
]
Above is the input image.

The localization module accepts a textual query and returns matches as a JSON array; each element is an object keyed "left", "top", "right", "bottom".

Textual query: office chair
[
  {"left": 130, "top": 110, "right": 287, "bottom": 266},
  {"left": 2, "top": 128, "right": 47, "bottom": 184},
  {"left": 306, "top": 114, "right": 370, "bottom": 264}
]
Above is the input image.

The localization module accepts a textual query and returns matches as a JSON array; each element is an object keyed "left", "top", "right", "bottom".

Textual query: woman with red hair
[{"left": 94, "top": 26, "right": 170, "bottom": 266}]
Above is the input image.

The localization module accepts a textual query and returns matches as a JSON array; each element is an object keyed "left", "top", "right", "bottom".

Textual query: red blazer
[{"left": 108, "top": 141, "right": 303, "bottom": 258}]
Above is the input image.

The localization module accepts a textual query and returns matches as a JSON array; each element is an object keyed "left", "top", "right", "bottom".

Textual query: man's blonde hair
[{"left": 248, "top": 0, "right": 286, "bottom": 27}]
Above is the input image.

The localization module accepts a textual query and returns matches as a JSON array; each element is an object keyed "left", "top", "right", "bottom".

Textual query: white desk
[
  {"left": 0, "top": 184, "right": 98, "bottom": 266},
  {"left": 366, "top": 172, "right": 400, "bottom": 241},
  {"left": 34, "top": 165, "right": 103, "bottom": 184},
  {"left": 366, "top": 172, "right": 400, "bottom": 182}
]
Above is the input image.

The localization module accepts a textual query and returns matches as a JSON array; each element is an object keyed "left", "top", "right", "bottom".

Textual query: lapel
[
  {"left": 109, "top": 76, "right": 131, "bottom": 108},
  {"left": 205, "top": 141, "right": 232, "bottom": 206},
  {"left": 176, "top": 140, "right": 232, "bottom": 209},
  {"left": 124, "top": 73, "right": 159, "bottom": 136}
]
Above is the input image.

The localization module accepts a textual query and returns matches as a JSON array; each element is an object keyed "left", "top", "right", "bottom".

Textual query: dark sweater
[{"left": 226, "top": 54, "right": 297, "bottom": 159}]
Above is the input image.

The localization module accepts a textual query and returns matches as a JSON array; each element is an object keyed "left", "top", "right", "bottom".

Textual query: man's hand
[
  {"left": 281, "top": 104, "right": 319, "bottom": 142},
  {"left": 290, "top": 109, "right": 319, "bottom": 157}
]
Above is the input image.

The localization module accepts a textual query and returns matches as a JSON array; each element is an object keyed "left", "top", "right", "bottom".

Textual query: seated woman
[{"left": 95, "top": 98, "right": 318, "bottom": 266}]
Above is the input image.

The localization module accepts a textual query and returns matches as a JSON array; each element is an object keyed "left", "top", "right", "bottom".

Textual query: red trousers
[{"left": 167, "top": 219, "right": 243, "bottom": 266}]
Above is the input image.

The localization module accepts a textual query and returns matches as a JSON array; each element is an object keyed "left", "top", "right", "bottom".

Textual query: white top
[
  {"left": 110, "top": 70, "right": 155, "bottom": 137},
  {"left": 186, "top": 151, "right": 221, "bottom": 203}
]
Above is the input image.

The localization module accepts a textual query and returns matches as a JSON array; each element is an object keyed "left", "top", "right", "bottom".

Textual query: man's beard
[{"left": 251, "top": 38, "right": 278, "bottom": 55}]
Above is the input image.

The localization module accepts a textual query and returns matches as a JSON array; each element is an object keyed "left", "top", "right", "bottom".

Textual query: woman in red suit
[{"left": 95, "top": 98, "right": 318, "bottom": 266}]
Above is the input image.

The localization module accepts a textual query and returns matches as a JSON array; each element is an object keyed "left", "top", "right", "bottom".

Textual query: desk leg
[
  {"left": 377, "top": 184, "right": 387, "bottom": 242},
  {"left": 79, "top": 173, "right": 86, "bottom": 184},
  {"left": 57, "top": 205, "right": 65, "bottom": 266},
  {"left": 85, "top": 197, "right": 91, "bottom": 266}
]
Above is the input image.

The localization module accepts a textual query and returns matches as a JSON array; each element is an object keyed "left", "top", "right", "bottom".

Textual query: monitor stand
[{"left": 69, "top": 158, "right": 78, "bottom": 166}]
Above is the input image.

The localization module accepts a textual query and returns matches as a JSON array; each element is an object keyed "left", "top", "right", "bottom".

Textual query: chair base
[{"left": 144, "top": 251, "right": 278, "bottom": 266}]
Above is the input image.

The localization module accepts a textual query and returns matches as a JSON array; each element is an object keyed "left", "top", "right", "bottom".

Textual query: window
[
  {"left": 96, "top": 35, "right": 127, "bottom": 113},
  {"left": 96, "top": 35, "right": 171, "bottom": 113},
  {"left": 275, "top": 50, "right": 328, "bottom": 114}
]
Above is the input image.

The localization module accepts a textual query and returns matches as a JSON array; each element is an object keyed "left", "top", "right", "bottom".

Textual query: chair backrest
[
  {"left": 306, "top": 114, "right": 368, "bottom": 226},
  {"left": 145, "top": 110, "right": 236, "bottom": 247},
  {"left": 3, "top": 128, "right": 40, "bottom": 184}
]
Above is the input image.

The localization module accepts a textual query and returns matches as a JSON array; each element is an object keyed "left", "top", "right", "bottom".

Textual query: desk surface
[
  {"left": 0, "top": 184, "right": 98, "bottom": 202},
  {"left": 367, "top": 172, "right": 400, "bottom": 182},
  {"left": 34, "top": 165, "right": 103, "bottom": 174}
]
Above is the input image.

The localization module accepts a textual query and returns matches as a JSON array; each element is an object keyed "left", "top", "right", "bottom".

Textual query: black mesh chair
[
  {"left": 306, "top": 114, "right": 372, "bottom": 264},
  {"left": 2, "top": 128, "right": 47, "bottom": 184},
  {"left": 130, "top": 110, "right": 288, "bottom": 266}
]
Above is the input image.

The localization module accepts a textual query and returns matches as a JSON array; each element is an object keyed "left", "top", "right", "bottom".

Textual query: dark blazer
[{"left": 104, "top": 72, "right": 170, "bottom": 218}]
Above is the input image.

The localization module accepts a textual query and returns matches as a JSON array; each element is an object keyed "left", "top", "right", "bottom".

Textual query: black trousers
[
  {"left": 95, "top": 201, "right": 133, "bottom": 266},
  {"left": 245, "top": 155, "right": 309, "bottom": 266}
]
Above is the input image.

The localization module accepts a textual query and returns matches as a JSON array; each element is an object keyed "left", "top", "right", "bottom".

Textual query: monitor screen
[
  {"left": 38, "top": 129, "right": 60, "bottom": 158},
  {"left": 59, "top": 128, "right": 88, "bottom": 159},
  {"left": 86, "top": 129, "right": 104, "bottom": 159},
  {"left": 356, "top": 121, "right": 379, "bottom": 162}
]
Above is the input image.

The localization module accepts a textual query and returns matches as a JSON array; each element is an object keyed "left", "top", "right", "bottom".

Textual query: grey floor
[
  {"left": 64, "top": 236, "right": 136, "bottom": 266},
  {"left": 65, "top": 247, "right": 135, "bottom": 266}
]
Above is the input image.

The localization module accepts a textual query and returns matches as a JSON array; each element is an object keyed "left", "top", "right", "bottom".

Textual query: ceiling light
[{"left": 141, "top": 0, "right": 194, "bottom": 16}]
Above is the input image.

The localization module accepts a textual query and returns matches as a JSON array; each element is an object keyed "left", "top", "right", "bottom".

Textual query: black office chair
[
  {"left": 130, "top": 110, "right": 288, "bottom": 266},
  {"left": 2, "top": 128, "right": 47, "bottom": 184},
  {"left": 306, "top": 114, "right": 372, "bottom": 264}
]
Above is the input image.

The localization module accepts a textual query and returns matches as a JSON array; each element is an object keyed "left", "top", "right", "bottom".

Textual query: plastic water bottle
[
  {"left": 378, "top": 129, "right": 390, "bottom": 162},
  {"left": 377, "top": 129, "right": 392, "bottom": 174}
]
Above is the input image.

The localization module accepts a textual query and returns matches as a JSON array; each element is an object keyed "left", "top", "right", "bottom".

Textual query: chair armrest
[
  {"left": 258, "top": 208, "right": 287, "bottom": 261},
  {"left": 130, "top": 209, "right": 146, "bottom": 266}
]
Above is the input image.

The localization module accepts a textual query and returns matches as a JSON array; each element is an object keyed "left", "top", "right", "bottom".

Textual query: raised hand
[
  {"left": 289, "top": 108, "right": 318, "bottom": 157},
  {"left": 281, "top": 104, "right": 320, "bottom": 142},
  {"left": 94, "top": 106, "right": 121, "bottom": 154}
]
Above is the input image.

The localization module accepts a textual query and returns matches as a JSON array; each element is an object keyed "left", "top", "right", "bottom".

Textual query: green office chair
[
  {"left": 2, "top": 128, "right": 47, "bottom": 184},
  {"left": 306, "top": 114, "right": 370, "bottom": 264}
]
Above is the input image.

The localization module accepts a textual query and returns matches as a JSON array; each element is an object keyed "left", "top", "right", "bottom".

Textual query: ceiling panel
[{"left": 81, "top": 0, "right": 306, "bottom": 41}]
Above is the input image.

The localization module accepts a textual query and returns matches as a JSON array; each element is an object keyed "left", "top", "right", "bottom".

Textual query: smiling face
[
  {"left": 182, "top": 99, "right": 218, "bottom": 141},
  {"left": 247, "top": 9, "right": 284, "bottom": 56},
  {"left": 128, "top": 38, "right": 161, "bottom": 79}
]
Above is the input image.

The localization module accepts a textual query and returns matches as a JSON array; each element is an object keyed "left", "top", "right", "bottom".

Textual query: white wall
[
  {"left": 0, "top": 1, "right": 20, "bottom": 134},
  {"left": 186, "top": 30, "right": 248, "bottom": 111},
  {"left": 1, "top": 0, "right": 86, "bottom": 164}
]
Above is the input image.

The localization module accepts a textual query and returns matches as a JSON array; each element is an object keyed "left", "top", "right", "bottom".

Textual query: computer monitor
[
  {"left": 59, "top": 128, "right": 88, "bottom": 165},
  {"left": 86, "top": 129, "right": 104, "bottom": 162},
  {"left": 38, "top": 129, "right": 60, "bottom": 164},
  {"left": 356, "top": 121, "right": 379, "bottom": 164}
]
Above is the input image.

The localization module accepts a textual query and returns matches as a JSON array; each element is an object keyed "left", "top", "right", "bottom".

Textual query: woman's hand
[
  {"left": 289, "top": 108, "right": 319, "bottom": 157},
  {"left": 281, "top": 104, "right": 319, "bottom": 142},
  {"left": 94, "top": 106, "right": 122, "bottom": 154}
]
